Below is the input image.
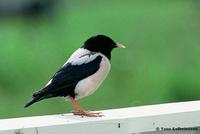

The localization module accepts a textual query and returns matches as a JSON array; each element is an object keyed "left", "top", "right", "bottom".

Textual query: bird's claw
[{"left": 72, "top": 110, "right": 103, "bottom": 117}]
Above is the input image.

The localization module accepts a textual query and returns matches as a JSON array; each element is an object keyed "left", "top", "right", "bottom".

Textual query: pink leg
[{"left": 70, "top": 98, "right": 103, "bottom": 117}]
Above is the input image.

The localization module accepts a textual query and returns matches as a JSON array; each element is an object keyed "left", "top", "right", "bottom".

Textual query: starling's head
[{"left": 82, "top": 35, "right": 125, "bottom": 59}]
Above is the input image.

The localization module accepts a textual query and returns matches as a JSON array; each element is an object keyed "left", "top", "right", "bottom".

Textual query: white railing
[{"left": 1, "top": 101, "right": 200, "bottom": 134}]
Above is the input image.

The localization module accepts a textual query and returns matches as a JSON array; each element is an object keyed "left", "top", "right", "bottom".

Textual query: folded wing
[{"left": 24, "top": 52, "right": 102, "bottom": 107}]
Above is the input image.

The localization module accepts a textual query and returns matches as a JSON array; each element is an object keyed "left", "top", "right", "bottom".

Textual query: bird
[{"left": 24, "top": 35, "right": 125, "bottom": 117}]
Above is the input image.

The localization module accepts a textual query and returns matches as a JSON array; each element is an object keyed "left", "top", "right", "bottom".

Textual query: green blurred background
[{"left": 0, "top": 0, "right": 200, "bottom": 119}]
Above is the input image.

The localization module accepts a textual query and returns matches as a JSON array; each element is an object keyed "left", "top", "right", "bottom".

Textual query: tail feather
[
  {"left": 24, "top": 86, "right": 55, "bottom": 108},
  {"left": 24, "top": 95, "right": 43, "bottom": 108},
  {"left": 24, "top": 88, "right": 47, "bottom": 108}
]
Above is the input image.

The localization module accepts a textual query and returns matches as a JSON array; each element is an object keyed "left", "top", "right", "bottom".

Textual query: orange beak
[{"left": 116, "top": 43, "right": 126, "bottom": 48}]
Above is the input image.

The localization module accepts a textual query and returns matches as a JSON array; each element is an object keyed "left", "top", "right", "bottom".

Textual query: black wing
[
  {"left": 38, "top": 55, "right": 102, "bottom": 97},
  {"left": 24, "top": 54, "right": 103, "bottom": 108}
]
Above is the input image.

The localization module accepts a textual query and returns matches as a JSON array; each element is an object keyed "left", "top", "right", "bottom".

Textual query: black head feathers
[{"left": 82, "top": 35, "right": 118, "bottom": 59}]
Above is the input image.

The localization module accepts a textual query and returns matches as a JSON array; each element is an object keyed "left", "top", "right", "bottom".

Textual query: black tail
[
  {"left": 24, "top": 96, "right": 42, "bottom": 108},
  {"left": 24, "top": 89, "right": 47, "bottom": 108}
]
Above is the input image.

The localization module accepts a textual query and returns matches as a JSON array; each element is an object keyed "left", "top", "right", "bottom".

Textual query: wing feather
[{"left": 41, "top": 53, "right": 102, "bottom": 96}]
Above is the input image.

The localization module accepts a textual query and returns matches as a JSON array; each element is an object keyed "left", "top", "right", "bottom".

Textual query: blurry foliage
[
  {"left": 0, "top": 0, "right": 200, "bottom": 118},
  {"left": 0, "top": 0, "right": 60, "bottom": 17}
]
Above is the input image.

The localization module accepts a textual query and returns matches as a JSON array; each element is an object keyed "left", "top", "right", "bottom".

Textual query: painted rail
[{"left": 1, "top": 101, "right": 200, "bottom": 134}]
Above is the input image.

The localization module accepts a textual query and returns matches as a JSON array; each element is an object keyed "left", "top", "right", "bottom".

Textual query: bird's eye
[{"left": 109, "top": 44, "right": 116, "bottom": 48}]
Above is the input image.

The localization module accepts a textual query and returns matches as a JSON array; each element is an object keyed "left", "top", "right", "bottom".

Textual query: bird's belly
[{"left": 74, "top": 57, "right": 110, "bottom": 99}]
